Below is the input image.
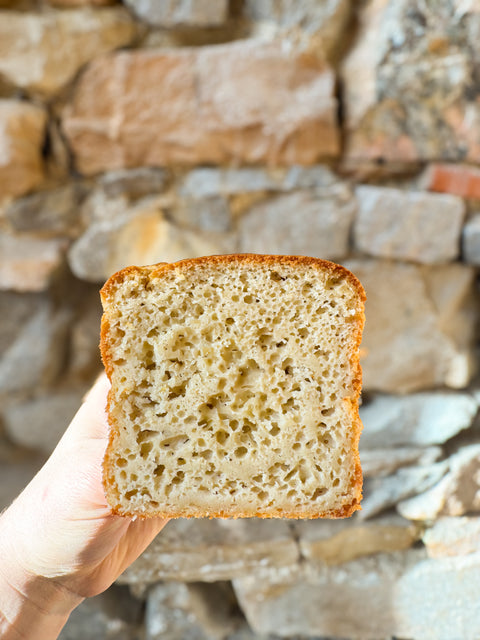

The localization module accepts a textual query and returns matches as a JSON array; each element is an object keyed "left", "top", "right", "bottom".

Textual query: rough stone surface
[
  {"left": 423, "top": 517, "right": 480, "bottom": 558},
  {"left": 0, "top": 232, "right": 67, "bottom": 292},
  {"left": 294, "top": 514, "right": 419, "bottom": 565},
  {"left": 244, "top": 0, "right": 351, "bottom": 59},
  {"left": 359, "top": 392, "right": 479, "bottom": 449},
  {"left": 422, "top": 163, "right": 480, "bottom": 200},
  {"left": 145, "top": 582, "right": 238, "bottom": 640},
  {"left": 354, "top": 185, "right": 465, "bottom": 263},
  {"left": 345, "top": 260, "right": 478, "bottom": 392},
  {"left": 69, "top": 292, "right": 103, "bottom": 380},
  {"left": 49, "top": 0, "right": 116, "bottom": 5},
  {"left": 59, "top": 586, "right": 142, "bottom": 640},
  {"left": 0, "top": 454, "right": 46, "bottom": 512},
  {"left": 68, "top": 198, "right": 230, "bottom": 282},
  {"left": 238, "top": 187, "right": 355, "bottom": 258},
  {"left": 173, "top": 196, "right": 233, "bottom": 233},
  {"left": 0, "top": 100, "right": 46, "bottom": 199},
  {"left": 360, "top": 446, "right": 442, "bottom": 478},
  {"left": 3, "top": 388, "right": 86, "bottom": 454},
  {"left": 0, "top": 301, "right": 70, "bottom": 395},
  {"left": 342, "top": 0, "right": 480, "bottom": 165},
  {"left": 0, "top": 291, "right": 44, "bottom": 357},
  {"left": 180, "top": 166, "right": 338, "bottom": 198},
  {"left": 99, "top": 168, "right": 169, "bottom": 200},
  {"left": 62, "top": 40, "right": 339, "bottom": 174},
  {"left": 360, "top": 461, "right": 449, "bottom": 520},
  {"left": 5, "top": 185, "right": 85, "bottom": 236},
  {"left": 233, "top": 550, "right": 480, "bottom": 640},
  {"left": 398, "top": 445, "right": 480, "bottom": 521},
  {"left": 462, "top": 214, "right": 480, "bottom": 265},
  {"left": 0, "top": 9, "right": 137, "bottom": 96},
  {"left": 125, "top": 0, "right": 228, "bottom": 27},
  {"left": 119, "top": 519, "right": 298, "bottom": 586}
]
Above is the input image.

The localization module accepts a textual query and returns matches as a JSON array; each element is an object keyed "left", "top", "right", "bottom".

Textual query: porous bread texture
[{"left": 101, "top": 254, "right": 365, "bottom": 519}]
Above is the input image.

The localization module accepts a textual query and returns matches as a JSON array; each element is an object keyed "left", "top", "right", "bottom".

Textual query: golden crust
[{"left": 100, "top": 254, "right": 365, "bottom": 520}]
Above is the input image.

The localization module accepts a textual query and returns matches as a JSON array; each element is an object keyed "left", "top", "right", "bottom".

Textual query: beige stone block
[
  {"left": 354, "top": 185, "right": 465, "bottom": 263},
  {"left": 124, "top": 0, "right": 228, "bottom": 27},
  {"left": 0, "top": 8, "right": 136, "bottom": 96},
  {"left": 295, "top": 514, "right": 420, "bottom": 565},
  {"left": 360, "top": 446, "right": 442, "bottom": 478},
  {"left": 345, "top": 260, "right": 478, "bottom": 392},
  {"left": 62, "top": 40, "right": 339, "bottom": 174},
  {"left": 0, "top": 100, "right": 46, "bottom": 199},
  {"left": 423, "top": 517, "right": 480, "bottom": 559},
  {"left": 118, "top": 518, "right": 298, "bottom": 586}
]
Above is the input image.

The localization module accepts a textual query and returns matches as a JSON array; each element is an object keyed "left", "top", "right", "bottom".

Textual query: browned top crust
[{"left": 100, "top": 254, "right": 365, "bottom": 520}]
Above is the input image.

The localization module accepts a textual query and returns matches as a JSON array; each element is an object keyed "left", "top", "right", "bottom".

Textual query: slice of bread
[{"left": 100, "top": 254, "right": 365, "bottom": 519}]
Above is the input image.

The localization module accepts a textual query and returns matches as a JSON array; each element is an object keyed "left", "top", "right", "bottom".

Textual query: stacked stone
[{"left": 2, "top": 1, "right": 480, "bottom": 638}]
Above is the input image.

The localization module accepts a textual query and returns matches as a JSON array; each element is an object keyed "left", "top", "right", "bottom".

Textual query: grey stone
[
  {"left": 233, "top": 549, "right": 480, "bottom": 639},
  {"left": 0, "top": 231, "right": 67, "bottom": 292},
  {"left": 173, "top": 195, "right": 233, "bottom": 233},
  {"left": 238, "top": 188, "right": 355, "bottom": 259},
  {"left": 0, "top": 291, "right": 44, "bottom": 357},
  {"left": 99, "top": 167, "right": 169, "bottom": 200},
  {"left": 119, "top": 518, "right": 298, "bottom": 587},
  {"left": 360, "top": 445, "right": 442, "bottom": 478},
  {"left": 294, "top": 514, "right": 419, "bottom": 566},
  {"left": 344, "top": 260, "right": 478, "bottom": 392},
  {"left": 3, "top": 388, "right": 86, "bottom": 454},
  {"left": 69, "top": 293, "right": 103, "bottom": 381},
  {"left": 68, "top": 198, "right": 229, "bottom": 282},
  {"left": 360, "top": 461, "right": 449, "bottom": 520},
  {"left": 398, "top": 444, "right": 480, "bottom": 521},
  {"left": 462, "top": 214, "right": 480, "bottom": 265},
  {"left": 0, "top": 300, "right": 70, "bottom": 395},
  {"left": 180, "top": 166, "right": 337, "bottom": 198},
  {"left": 5, "top": 185, "right": 85, "bottom": 236},
  {"left": 423, "top": 516, "right": 480, "bottom": 558},
  {"left": 59, "top": 585, "right": 142, "bottom": 640},
  {"left": 359, "top": 391, "right": 479, "bottom": 449},
  {"left": 146, "top": 582, "right": 238, "bottom": 640},
  {"left": 125, "top": 0, "right": 228, "bottom": 27},
  {"left": 0, "top": 454, "right": 46, "bottom": 512},
  {"left": 354, "top": 185, "right": 465, "bottom": 263}
]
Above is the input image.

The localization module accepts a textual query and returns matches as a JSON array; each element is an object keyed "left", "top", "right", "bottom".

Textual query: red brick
[{"left": 423, "top": 164, "right": 480, "bottom": 200}]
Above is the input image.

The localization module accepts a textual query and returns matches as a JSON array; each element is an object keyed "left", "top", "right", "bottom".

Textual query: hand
[{"left": 0, "top": 374, "right": 167, "bottom": 639}]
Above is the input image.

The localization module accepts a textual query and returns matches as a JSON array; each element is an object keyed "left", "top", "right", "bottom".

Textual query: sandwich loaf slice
[{"left": 101, "top": 254, "right": 365, "bottom": 518}]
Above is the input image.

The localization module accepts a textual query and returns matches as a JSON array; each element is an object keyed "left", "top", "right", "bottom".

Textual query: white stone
[
  {"left": 233, "top": 550, "right": 480, "bottom": 639},
  {"left": 359, "top": 391, "right": 478, "bottom": 449},
  {"left": 423, "top": 517, "right": 480, "bottom": 558},
  {"left": 125, "top": 0, "right": 228, "bottom": 27},
  {"left": 398, "top": 444, "right": 480, "bottom": 521},
  {"left": 354, "top": 185, "right": 465, "bottom": 263},
  {"left": 463, "top": 213, "right": 480, "bottom": 265},
  {"left": 360, "top": 446, "right": 442, "bottom": 478}
]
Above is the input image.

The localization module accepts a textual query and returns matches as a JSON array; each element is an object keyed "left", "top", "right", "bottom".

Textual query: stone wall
[{"left": 2, "top": 1, "right": 480, "bottom": 638}]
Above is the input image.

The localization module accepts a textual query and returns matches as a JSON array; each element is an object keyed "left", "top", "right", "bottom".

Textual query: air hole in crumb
[
  {"left": 270, "top": 425, "right": 280, "bottom": 436},
  {"left": 235, "top": 446, "right": 248, "bottom": 459},
  {"left": 312, "top": 487, "right": 327, "bottom": 499},
  {"left": 154, "top": 464, "right": 165, "bottom": 477},
  {"left": 116, "top": 457, "right": 127, "bottom": 468},
  {"left": 125, "top": 489, "right": 138, "bottom": 500},
  {"left": 140, "top": 442, "right": 153, "bottom": 458},
  {"left": 321, "top": 407, "right": 334, "bottom": 417}
]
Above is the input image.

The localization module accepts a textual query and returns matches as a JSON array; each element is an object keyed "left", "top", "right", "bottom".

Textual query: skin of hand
[{"left": 0, "top": 373, "right": 168, "bottom": 639}]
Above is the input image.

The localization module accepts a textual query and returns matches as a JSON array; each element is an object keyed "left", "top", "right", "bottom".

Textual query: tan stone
[
  {"left": 354, "top": 185, "right": 465, "bottom": 263},
  {"left": 233, "top": 550, "right": 480, "bottom": 639},
  {"left": 294, "top": 515, "right": 420, "bottom": 566},
  {"left": 0, "top": 232, "right": 67, "bottom": 292},
  {"left": 62, "top": 40, "right": 339, "bottom": 174},
  {"left": 342, "top": 0, "right": 480, "bottom": 165},
  {"left": 119, "top": 518, "right": 298, "bottom": 586},
  {"left": 0, "top": 9, "right": 137, "bottom": 96},
  {"left": 0, "top": 100, "right": 46, "bottom": 199},
  {"left": 49, "top": 0, "right": 115, "bottom": 5},
  {"left": 345, "top": 260, "right": 478, "bottom": 392}
]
